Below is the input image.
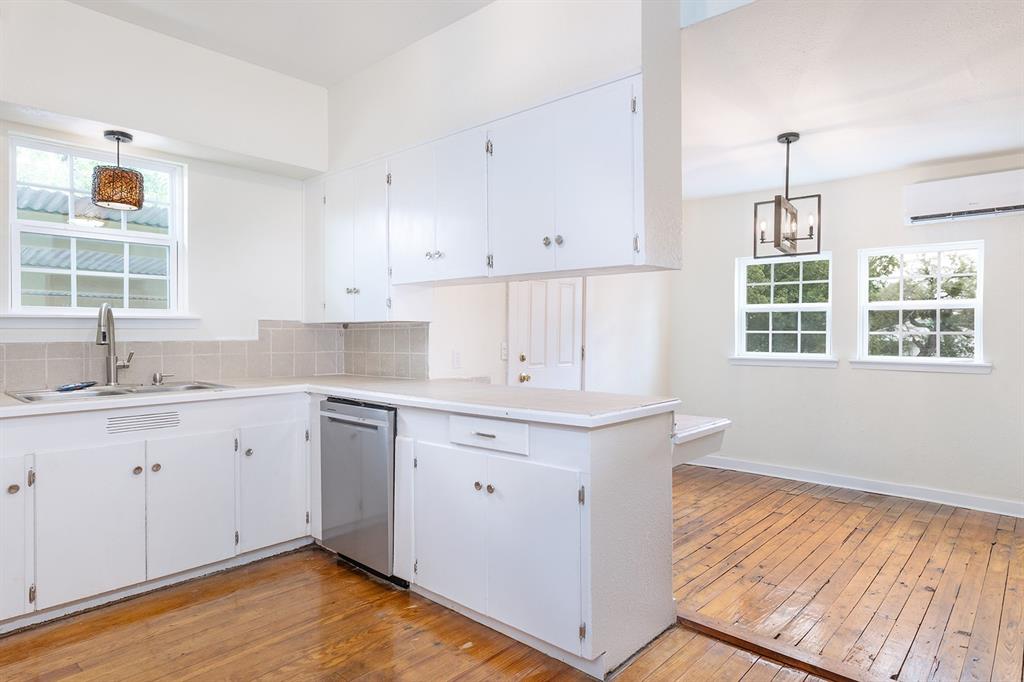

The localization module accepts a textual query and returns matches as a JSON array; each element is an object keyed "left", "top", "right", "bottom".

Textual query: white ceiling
[
  {"left": 71, "top": 0, "right": 492, "bottom": 86},
  {"left": 681, "top": 0, "right": 1024, "bottom": 198}
]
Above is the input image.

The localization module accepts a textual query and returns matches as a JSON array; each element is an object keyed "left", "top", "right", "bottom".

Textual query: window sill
[
  {"left": 729, "top": 355, "right": 838, "bottom": 368},
  {"left": 849, "top": 359, "right": 992, "bottom": 374},
  {"left": 0, "top": 313, "right": 201, "bottom": 330}
]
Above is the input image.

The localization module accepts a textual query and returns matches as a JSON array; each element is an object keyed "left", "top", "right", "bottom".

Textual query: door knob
[
  {"left": 542, "top": 236, "right": 551, "bottom": 247},
  {"left": 518, "top": 373, "right": 531, "bottom": 383},
  {"left": 486, "top": 484, "right": 495, "bottom": 494},
  {"left": 6, "top": 484, "right": 19, "bottom": 495},
  {"left": 151, "top": 463, "right": 162, "bottom": 472},
  {"left": 245, "top": 448, "right": 254, "bottom": 457},
  {"left": 133, "top": 466, "right": 143, "bottom": 475},
  {"left": 554, "top": 234, "right": 564, "bottom": 246},
  {"left": 474, "top": 481, "right": 482, "bottom": 491}
]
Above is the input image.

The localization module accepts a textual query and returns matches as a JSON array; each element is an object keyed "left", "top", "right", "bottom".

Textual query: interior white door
[
  {"left": 352, "top": 160, "right": 390, "bottom": 320},
  {"left": 0, "top": 456, "right": 32, "bottom": 620},
  {"left": 487, "top": 105, "right": 557, "bottom": 277},
  {"left": 434, "top": 127, "right": 488, "bottom": 281},
  {"left": 323, "top": 169, "right": 356, "bottom": 322},
  {"left": 146, "top": 431, "right": 236, "bottom": 579},
  {"left": 507, "top": 277, "right": 584, "bottom": 389},
  {"left": 485, "top": 455, "right": 582, "bottom": 655},
  {"left": 237, "top": 420, "right": 307, "bottom": 553},
  {"left": 388, "top": 144, "right": 436, "bottom": 285},
  {"left": 413, "top": 442, "right": 487, "bottom": 614},
  {"left": 553, "top": 77, "right": 637, "bottom": 271},
  {"left": 34, "top": 442, "right": 147, "bottom": 609}
]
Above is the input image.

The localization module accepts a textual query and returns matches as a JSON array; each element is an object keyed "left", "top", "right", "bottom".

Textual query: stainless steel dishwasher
[{"left": 319, "top": 398, "right": 396, "bottom": 579}]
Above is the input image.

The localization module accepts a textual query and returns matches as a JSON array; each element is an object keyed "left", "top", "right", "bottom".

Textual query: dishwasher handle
[{"left": 322, "top": 413, "right": 386, "bottom": 431}]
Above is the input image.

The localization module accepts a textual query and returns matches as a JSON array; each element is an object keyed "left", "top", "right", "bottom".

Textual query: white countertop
[{"left": 0, "top": 375, "right": 680, "bottom": 428}]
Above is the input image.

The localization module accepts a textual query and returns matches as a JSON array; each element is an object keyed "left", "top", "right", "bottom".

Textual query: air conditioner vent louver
[
  {"left": 107, "top": 412, "right": 180, "bottom": 434},
  {"left": 909, "top": 204, "right": 1024, "bottom": 224},
  {"left": 904, "top": 169, "right": 1024, "bottom": 226}
]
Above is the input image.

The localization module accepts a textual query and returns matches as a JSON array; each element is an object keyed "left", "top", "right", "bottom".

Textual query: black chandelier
[{"left": 753, "top": 132, "right": 821, "bottom": 258}]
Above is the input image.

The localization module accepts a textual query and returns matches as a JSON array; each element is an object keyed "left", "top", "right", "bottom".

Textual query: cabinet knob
[
  {"left": 519, "top": 353, "right": 526, "bottom": 362},
  {"left": 425, "top": 251, "right": 434, "bottom": 260},
  {"left": 486, "top": 484, "right": 495, "bottom": 494},
  {"left": 6, "top": 484, "right": 19, "bottom": 495},
  {"left": 554, "top": 234, "right": 564, "bottom": 246},
  {"left": 132, "top": 466, "right": 143, "bottom": 475},
  {"left": 345, "top": 287, "right": 352, "bottom": 294},
  {"left": 434, "top": 250, "right": 444, "bottom": 259},
  {"left": 245, "top": 448, "right": 254, "bottom": 457},
  {"left": 151, "top": 463, "right": 162, "bottom": 472},
  {"left": 474, "top": 481, "right": 482, "bottom": 491},
  {"left": 542, "top": 236, "right": 551, "bottom": 247},
  {"left": 352, "top": 288, "right": 360, "bottom": 295},
  {"left": 518, "top": 373, "right": 531, "bottom": 383}
]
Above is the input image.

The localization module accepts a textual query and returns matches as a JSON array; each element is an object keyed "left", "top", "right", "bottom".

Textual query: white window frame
[
  {"left": 855, "top": 240, "right": 986, "bottom": 372},
  {"left": 733, "top": 251, "right": 835, "bottom": 366},
  {"left": 8, "top": 135, "right": 187, "bottom": 318}
]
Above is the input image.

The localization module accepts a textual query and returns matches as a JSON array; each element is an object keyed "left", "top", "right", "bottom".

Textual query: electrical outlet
[
  {"left": 451, "top": 350, "right": 462, "bottom": 369},
  {"left": 499, "top": 341, "right": 508, "bottom": 361}
]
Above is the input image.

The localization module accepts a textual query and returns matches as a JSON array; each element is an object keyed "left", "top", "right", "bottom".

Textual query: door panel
[
  {"left": 388, "top": 144, "right": 436, "bottom": 285},
  {"left": 353, "top": 161, "right": 390, "bottom": 321},
  {"left": 413, "top": 442, "right": 487, "bottom": 614},
  {"left": 486, "top": 456, "right": 582, "bottom": 655},
  {"left": 508, "top": 277, "right": 583, "bottom": 389},
  {"left": 324, "top": 170, "right": 355, "bottom": 322},
  {"left": 146, "top": 431, "right": 236, "bottom": 579},
  {"left": 34, "top": 443, "right": 147, "bottom": 609},
  {"left": 487, "top": 106, "right": 556, "bottom": 277},
  {"left": 0, "top": 456, "right": 32, "bottom": 620},
  {"left": 553, "top": 78, "right": 636, "bottom": 270},
  {"left": 238, "top": 420, "right": 307, "bottom": 553},
  {"left": 434, "top": 127, "right": 488, "bottom": 280}
]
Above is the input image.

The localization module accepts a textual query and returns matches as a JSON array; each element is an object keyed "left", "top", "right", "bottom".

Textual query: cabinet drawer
[{"left": 449, "top": 416, "right": 529, "bottom": 455}]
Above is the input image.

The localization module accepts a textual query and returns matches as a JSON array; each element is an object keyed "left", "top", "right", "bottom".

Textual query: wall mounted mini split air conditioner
[{"left": 903, "top": 168, "right": 1024, "bottom": 225}]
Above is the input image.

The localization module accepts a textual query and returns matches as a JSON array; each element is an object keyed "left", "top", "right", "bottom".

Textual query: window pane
[
  {"left": 72, "top": 156, "right": 106, "bottom": 193},
  {"left": 136, "top": 167, "right": 171, "bottom": 204},
  {"left": 903, "top": 309, "right": 936, "bottom": 332},
  {"left": 941, "top": 250, "right": 977, "bottom": 276},
  {"left": 903, "top": 277, "right": 936, "bottom": 300},
  {"left": 747, "top": 285, "right": 770, "bottom": 304},
  {"left": 801, "top": 311, "right": 827, "bottom": 332},
  {"left": 746, "top": 312, "right": 769, "bottom": 331},
  {"left": 868, "top": 334, "right": 899, "bottom": 356},
  {"left": 76, "top": 275, "right": 123, "bottom": 308},
  {"left": 72, "top": 194, "right": 121, "bottom": 230},
  {"left": 746, "top": 264, "right": 771, "bottom": 284},
  {"left": 129, "top": 278, "right": 168, "bottom": 309},
  {"left": 126, "top": 201, "right": 170, "bottom": 235},
  {"left": 902, "top": 333, "right": 936, "bottom": 357},
  {"left": 16, "top": 146, "right": 69, "bottom": 187},
  {"left": 129, "top": 244, "right": 169, "bottom": 276},
  {"left": 801, "top": 333, "right": 826, "bottom": 354},
  {"left": 903, "top": 252, "right": 937, "bottom": 278},
  {"left": 21, "top": 233, "right": 71, "bottom": 269},
  {"left": 772, "top": 311, "right": 797, "bottom": 331},
  {"left": 772, "top": 333, "right": 797, "bottom": 352},
  {"left": 16, "top": 186, "right": 69, "bottom": 223},
  {"left": 940, "top": 308, "right": 974, "bottom": 332},
  {"left": 802, "top": 282, "right": 829, "bottom": 303},
  {"left": 940, "top": 334, "right": 974, "bottom": 358},
  {"left": 773, "top": 283, "right": 799, "bottom": 303},
  {"left": 868, "top": 278, "right": 899, "bottom": 302},
  {"left": 746, "top": 333, "right": 769, "bottom": 352},
  {"left": 77, "top": 239, "right": 124, "bottom": 273},
  {"left": 940, "top": 275, "right": 976, "bottom": 299},
  {"left": 868, "top": 310, "right": 899, "bottom": 332},
  {"left": 21, "top": 272, "right": 71, "bottom": 307},
  {"left": 802, "top": 259, "right": 829, "bottom": 281},
  {"left": 869, "top": 255, "right": 900, "bottom": 278},
  {"left": 774, "top": 261, "right": 800, "bottom": 282}
]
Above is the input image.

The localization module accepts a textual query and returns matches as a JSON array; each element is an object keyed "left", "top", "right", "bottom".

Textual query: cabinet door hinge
[
  {"left": 486, "top": 254, "right": 494, "bottom": 269},
  {"left": 28, "top": 584, "right": 36, "bottom": 604},
  {"left": 633, "top": 234, "right": 640, "bottom": 253},
  {"left": 485, "top": 139, "right": 493, "bottom": 156},
  {"left": 388, "top": 266, "right": 393, "bottom": 277},
  {"left": 234, "top": 437, "right": 239, "bottom": 452},
  {"left": 579, "top": 622, "right": 587, "bottom": 640},
  {"left": 386, "top": 297, "right": 392, "bottom": 309},
  {"left": 581, "top": 345, "right": 585, "bottom": 360},
  {"left": 27, "top": 469, "right": 35, "bottom": 487},
  {"left": 305, "top": 511, "right": 310, "bottom": 524},
  {"left": 322, "top": 195, "right": 326, "bottom": 205},
  {"left": 578, "top": 485, "right": 586, "bottom": 505},
  {"left": 386, "top": 172, "right": 392, "bottom": 185},
  {"left": 630, "top": 96, "right": 637, "bottom": 114},
  {"left": 234, "top": 531, "right": 239, "bottom": 545},
  {"left": 414, "top": 559, "right": 418, "bottom": 574}
]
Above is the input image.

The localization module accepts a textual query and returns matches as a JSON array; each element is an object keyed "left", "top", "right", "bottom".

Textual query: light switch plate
[{"left": 499, "top": 341, "right": 508, "bottom": 361}]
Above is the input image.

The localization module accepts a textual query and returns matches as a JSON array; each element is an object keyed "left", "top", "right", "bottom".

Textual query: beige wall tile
[
  {"left": 193, "top": 341, "right": 221, "bottom": 355},
  {"left": 221, "top": 340, "right": 247, "bottom": 355},
  {"left": 259, "top": 319, "right": 283, "bottom": 329},
  {"left": 5, "top": 343, "right": 45, "bottom": 360},
  {"left": 119, "top": 356, "right": 163, "bottom": 386},
  {"left": 45, "top": 342, "right": 86, "bottom": 359},
  {"left": 379, "top": 328, "right": 395, "bottom": 353},
  {"left": 365, "top": 353, "right": 381, "bottom": 376},
  {"left": 271, "top": 329, "right": 295, "bottom": 353},
  {"left": 162, "top": 355, "right": 194, "bottom": 382},
  {"left": 271, "top": 353, "right": 294, "bottom": 377},
  {"left": 194, "top": 354, "right": 221, "bottom": 382},
  {"left": 410, "top": 327, "right": 427, "bottom": 354},
  {"left": 5, "top": 359, "right": 45, "bottom": 390},
  {"left": 162, "top": 341, "right": 194, "bottom": 356},
  {"left": 221, "top": 354, "right": 247, "bottom": 380},
  {"left": 365, "top": 328, "right": 380, "bottom": 352},
  {"left": 295, "top": 352, "right": 315, "bottom": 376},
  {"left": 316, "top": 330, "right": 337, "bottom": 352},
  {"left": 45, "top": 358, "right": 86, "bottom": 388},
  {"left": 395, "top": 353, "right": 410, "bottom": 379},
  {"left": 295, "top": 329, "right": 316, "bottom": 353},
  {"left": 247, "top": 353, "right": 271, "bottom": 379},
  {"left": 394, "top": 328, "right": 410, "bottom": 352},
  {"left": 380, "top": 353, "right": 396, "bottom": 377},
  {"left": 345, "top": 352, "right": 365, "bottom": 376},
  {"left": 123, "top": 341, "right": 163, "bottom": 357},
  {"left": 315, "top": 352, "right": 338, "bottom": 375},
  {"left": 410, "top": 354, "right": 427, "bottom": 380}
]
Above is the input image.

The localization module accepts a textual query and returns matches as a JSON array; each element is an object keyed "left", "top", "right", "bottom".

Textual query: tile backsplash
[{"left": 0, "top": 320, "right": 429, "bottom": 392}]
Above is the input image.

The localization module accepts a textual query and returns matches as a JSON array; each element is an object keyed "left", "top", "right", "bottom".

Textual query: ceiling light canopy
[
  {"left": 753, "top": 132, "right": 821, "bottom": 259},
  {"left": 92, "top": 130, "right": 144, "bottom": 211}
]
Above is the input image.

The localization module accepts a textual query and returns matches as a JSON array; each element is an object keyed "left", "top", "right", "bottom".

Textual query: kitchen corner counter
[{"left": 0, "top": 375, "right": 680, "bottom": 428}]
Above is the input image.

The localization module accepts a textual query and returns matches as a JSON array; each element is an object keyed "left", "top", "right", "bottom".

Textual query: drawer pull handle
[
  {"left": 473, "top": 431, "right": 497, "bottom": 439},
  {"left": 486, "top": 484, "right": 495, "bottom": 494},
  {"left": 474, "top": 481, "right": 482, "bottom": 491},
  {"left": 7, "top": 484, "right": 19, "bottom": 495}
]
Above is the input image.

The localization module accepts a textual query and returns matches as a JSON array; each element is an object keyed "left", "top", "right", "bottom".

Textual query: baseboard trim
[{"left": 690, "top": 455, "right": 1023, "bottom": 518}]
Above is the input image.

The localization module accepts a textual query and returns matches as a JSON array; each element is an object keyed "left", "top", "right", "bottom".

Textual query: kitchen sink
[{"left": 7, "top": 382, "right": 233, "bottom": 404}]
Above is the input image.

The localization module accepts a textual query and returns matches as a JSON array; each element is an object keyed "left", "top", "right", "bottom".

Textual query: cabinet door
[
  {"left": 324, "top": 169, "right": 356, "bottom": 322},
  {"left": 487, "top": 105, "right": 557, "bottom": 277},
  {"left": 486, "top": 456, "right": 582, "bottom": 655},
  {"left": 0, "top": 456, "right": 32, "bottom": 620},
  {"left": 146, "top": 431, "right": 236, "bottom": 579},
  {"left": 413, "top": 442, "right": 487, "bottom": 614},
  {"left": 434, "top": 128, "right": 488, "bottom": 281},
  {"left": 352, "top": 161, "right": 390, "bottom": 321},
  {"left": 553, "top": 78, "right": 636, "bottom": 271},
  {"left": 34, "top": 443, "right": 147, "bottom": 609},
  {"left": 388, "top": 144, "right": 436, "bottom": 285},
  {"left": 238, "top": 420, "right": 307, "bottom": 553}
]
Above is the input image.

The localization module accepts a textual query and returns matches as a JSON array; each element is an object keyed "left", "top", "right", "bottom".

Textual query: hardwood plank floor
[
  {"left": 672, "top": 465, "right": 1024, "bottom": 682},
  {"left": 0, "top": 548, "right": 808, "bottom": 681}
]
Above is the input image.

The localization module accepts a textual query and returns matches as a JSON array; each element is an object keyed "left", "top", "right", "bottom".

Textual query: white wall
[
  {"left": 427, "top": 282, "right": 508, "bottom": 385},
  {"left": 671, "top": 152, "right": 1024, "bottom": 507},
  {"left": 0, "top": 122, "right": 303, "bottom": 342},
  {"left": 0, "top": 1, "right": 327, "bottom": 176}
]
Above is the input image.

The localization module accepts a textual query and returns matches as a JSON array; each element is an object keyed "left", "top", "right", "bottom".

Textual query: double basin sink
[{"left": 8, "top": 382, "right": 232, "bottom": 404}]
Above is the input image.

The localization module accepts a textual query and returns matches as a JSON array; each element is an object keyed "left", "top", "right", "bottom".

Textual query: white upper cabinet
[
  {"left": 323, "top": 170, "right": 356, "bottom": 322},
  {"left": 434, "top": 127, "right": 489, "bottom": 280},
  {"left": 388, "top": 144, "right": 437, "bottom": 285},
  {"left": 486, "top": 105, "right": 557, "bottom": 277},
  {"left": 352, "top": 161, "right": 390, "bottom": 320}
]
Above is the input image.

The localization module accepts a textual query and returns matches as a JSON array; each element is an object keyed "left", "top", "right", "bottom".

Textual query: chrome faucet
[{"left": 95, "top": 303, "right": 133, "bottom": 386}]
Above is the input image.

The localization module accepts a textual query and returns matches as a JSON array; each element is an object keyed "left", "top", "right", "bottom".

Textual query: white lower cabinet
[
  {"left": 238, "top": 420, "right": 308, "bottom": 553},
  {"left": 146, "top": 431, "right": 237, "bottom": 579},
  {"left": 34, "top": 443, "right": 148, "bottom": 610}
]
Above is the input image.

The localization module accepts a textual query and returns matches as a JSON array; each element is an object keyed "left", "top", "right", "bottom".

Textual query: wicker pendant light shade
[{"left": 92, "top": 131, "right": 144, "bottom": 211}]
